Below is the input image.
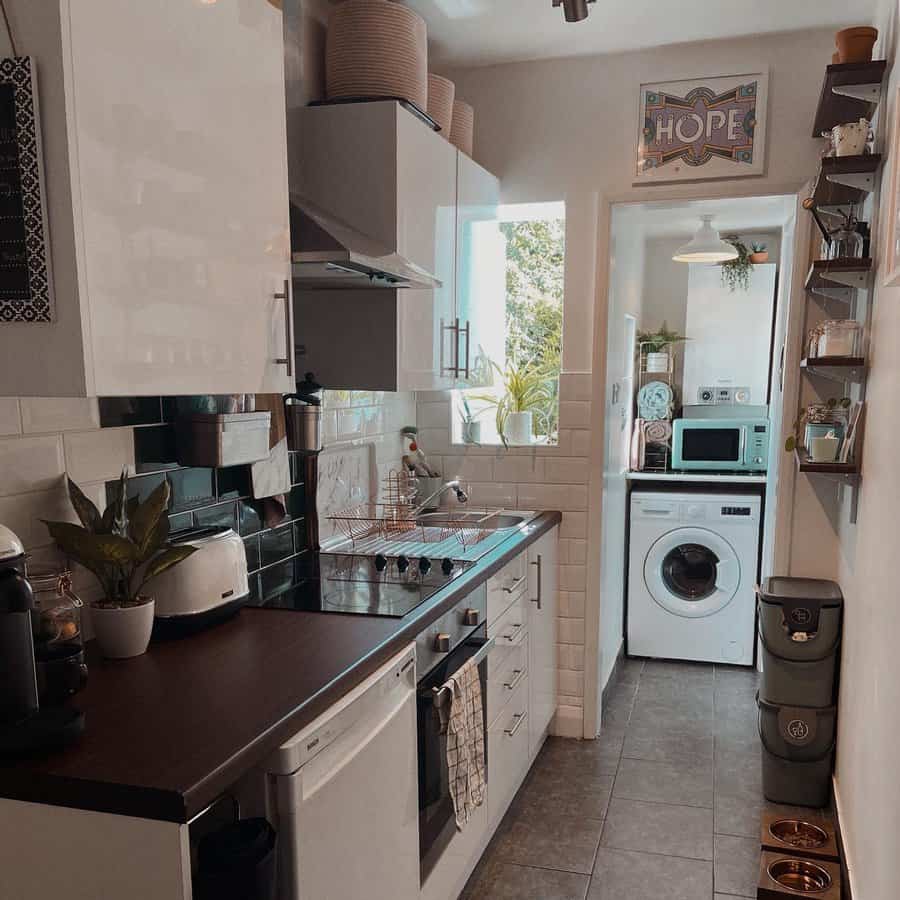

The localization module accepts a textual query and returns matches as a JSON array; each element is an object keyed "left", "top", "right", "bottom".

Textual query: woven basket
[
  {"left": 327, "top": 0, "right": 428, "bottom": 109},
  {"left": 449, "top": 99, "right": 474, "bottom": 156},
  {"left": 427, "top": 74, "right": 455, "bottom": 134}
]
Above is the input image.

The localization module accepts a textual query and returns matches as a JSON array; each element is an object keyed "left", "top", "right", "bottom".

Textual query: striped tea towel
[{"left": 444, "top": 658, "right": 486, "bottom": 829}]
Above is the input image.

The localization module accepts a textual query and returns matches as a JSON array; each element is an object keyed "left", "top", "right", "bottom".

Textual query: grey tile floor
[{"left": 461, "top": 658, "right": 820, "bottom": 899}]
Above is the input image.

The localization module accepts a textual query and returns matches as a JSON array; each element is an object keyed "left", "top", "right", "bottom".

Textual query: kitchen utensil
[
  {"left": 832, "top": 118, "right": 870, "bottom": 157},
  {"left": 151, "top": 527, "right": 250, "bottom": 636},
  {"left": 28, "top": 567, "right": 83, "bottom": 651},
  {"left": 285, "top": 398, "right": 322, "bottom": 452}
]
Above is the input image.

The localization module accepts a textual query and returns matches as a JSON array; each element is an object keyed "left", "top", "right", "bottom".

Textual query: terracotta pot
[
  {"left": 427, "top": 74, "right": 455, "bottom": 134},
  {"left": 835, "top": 26, "right": 878, "bottom": 64},
  {"left": 449, "top": 99, "right": 474, "bottom": 156},
  {"left": 326, "top": 0, "right": 428, "bottom": 109},
  {"left": 90, "top": 597, "right": 155, "bottom": 659},
  {"left": 831, "top": 51, "right": 841, "bottom": 65},
  {"left": 750, "top": 251, "right": 769, "bottom": 264}
]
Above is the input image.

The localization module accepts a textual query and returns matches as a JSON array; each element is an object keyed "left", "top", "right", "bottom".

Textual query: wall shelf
[
  {"left": 801, "top": 357, "right": 866, "bottom": 383},
  {"left": 809, "top": 154, "right": 882, "bottom": 217},
  {"left": 794, "top": 448, "right": 860, "bottom": 481},
  {"left": 805, "top": 258, "right": 872, "bottom": 302},
  {"left": 812, "top": 60, "right": 887, "bottom": 136}
]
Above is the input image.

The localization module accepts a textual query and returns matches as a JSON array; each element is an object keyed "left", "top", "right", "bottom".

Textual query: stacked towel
[{"left": 444, "top": 659, "right": 486, "bottom": 828}]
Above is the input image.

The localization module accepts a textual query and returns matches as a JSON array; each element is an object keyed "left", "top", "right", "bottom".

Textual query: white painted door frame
[{"left": 583, "top": 180, "right": 809, "bottom": 740}]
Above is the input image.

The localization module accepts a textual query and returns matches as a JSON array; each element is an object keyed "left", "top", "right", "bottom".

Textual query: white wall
[
  {"left": 444, "top": 26, "right": 836, "bottom": 734},
  {"left": 830, "top": 3, "right": 900, "bottom": 896}
]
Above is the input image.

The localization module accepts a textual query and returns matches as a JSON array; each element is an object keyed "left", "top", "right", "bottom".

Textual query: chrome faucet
[{"left": 415, "top": 479, "right": 469, "bottom": 512}]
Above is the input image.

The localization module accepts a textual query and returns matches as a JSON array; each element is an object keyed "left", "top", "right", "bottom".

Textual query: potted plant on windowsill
[
  {"left": 42, "top": 471, "right": 196, "bottom": 659},
  {"left": 472, "top": 358, "right": 553, "bottom": 447},
  {"left": 750, "top": 242, "right": 769, "bottom": 264},
  {"left": 459, "top": 396, "right": 484, "bottom": 444},
  {"left": 637, "top": 323, "right": 687, "bottom": 374}
]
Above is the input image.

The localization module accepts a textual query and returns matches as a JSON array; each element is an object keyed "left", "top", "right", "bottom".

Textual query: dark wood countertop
[{"left": 0, "top": 511, "right": 561, "bottom": 823}]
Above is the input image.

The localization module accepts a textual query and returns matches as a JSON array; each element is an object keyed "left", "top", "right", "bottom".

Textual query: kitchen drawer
[
  {"left": 487, "top": 552, "right": 528, "bottom": 624},
  {"left": 488, "top": 592, "right": 527, "bottom": 644},
  {"left": 487, "top": 634, "right": 528, "bottom": 728},
  {"left": 488, "top": 675, "right": 529, "bottom": 828}
]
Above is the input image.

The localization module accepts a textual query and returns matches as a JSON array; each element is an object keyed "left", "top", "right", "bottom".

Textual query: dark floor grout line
[
  {"left": 592, "top": 843, "right": 714, "bottom": 867},
  {"left": 608, "top": 793, "right": 714, "bottom": 812}
]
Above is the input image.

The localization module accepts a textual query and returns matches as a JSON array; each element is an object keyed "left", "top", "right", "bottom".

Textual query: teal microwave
[{"left": 671, "top": 418, "right": 769, "bottom": 472}]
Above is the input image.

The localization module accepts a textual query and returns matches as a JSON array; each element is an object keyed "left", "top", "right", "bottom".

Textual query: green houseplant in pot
[
  {"left": 43, "top": 471, "right": 196, "bottom": 659},
  {"left": 473, "top": 358, "right": 553, "bottom": 447},
  {"left": 637, "top": 322, "right": 687, "bottom": 373},
  {"left": 720, "top": 237, "right": 753, "bottom": 291}
]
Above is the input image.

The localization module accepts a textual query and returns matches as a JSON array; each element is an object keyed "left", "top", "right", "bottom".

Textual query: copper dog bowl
[
  {"left": 769, "top": 820, "right": 830, "bottom": 851},
  {"left": 767, "top": 858, "right": 833, "bottom": 893}
]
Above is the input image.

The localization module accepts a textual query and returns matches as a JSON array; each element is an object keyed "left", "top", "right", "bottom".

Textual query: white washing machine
[{"left": 627, "top": 491, "right": 761, "bottom": 665}]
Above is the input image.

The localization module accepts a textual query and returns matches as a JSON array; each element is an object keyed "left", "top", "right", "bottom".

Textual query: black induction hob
[{"left": 246, "top": 552, "right": 473, "bottom": 618}]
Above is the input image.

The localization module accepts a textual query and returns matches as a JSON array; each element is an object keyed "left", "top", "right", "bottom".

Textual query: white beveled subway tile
[
  {"left": 0, "top": 435, "right": 65, "bottom": 497},
  {"left": 559, "top": 643, "right": 586, "bottom": 671},
  {"left": 559, "top": 400, "right": 591, "bottom": 429},
  {"left": 337, "top": 407, "right": 364, "bottom": 439},
  {"left": 362, "top": 406, "right": 385, "bottom": 436},
  {"left": 559, "top": 372, "right": 593, "bottom": 402},
  {"left": 416, "top": 427, "right": 451, "bottom": 454},
  {"left": 518, "top": 483, "right": 587, "bottom": 511},
  {"left": 384, "top": 392, "right": 417, "bottom": 431},
  {"left": 466, "top": 482, "right": 517, "bottom": 507},
  {"left": 0, "top": 485, "right": 79, "bottom": 549},
  {"left": 63, "top": 428, "right": 135, "bottom": 484},
  {"left": 557, "top": 616, "right": 585, "bottom": 645},
  {"left": 558, "top": 540, "right": 570, "bottom": 564},
  {"left": 416, "top": 400, "right": 451, "bottom": 430},
  {"left": 558, "top": 693, "right": 584, "bottom": 709},
  {"left": 416, "top": 390, "right": 453, "bottom": 404},
  {"left": 572, "top": 430, "right": 591, "bottom": 457},
  {"left": 560, "top": 565, "right": 587, "bottom": 592},
  {"left": 439, "top": 454, "right": 494, "bottom": 482},
  {"left": 569, "top": 539, "right": 587, "bottom": 564},
  {"left": 545, "top": 456, "right": 590, "bottom": 484},
  {"left": 492, "top": 454, "right": 546, "bottom": 483},
  {"left": 554, "top": 705, "right": 584, "bottom": 738},
  {"left": 20, "top": 397, "right": 100, "bottom": 434},
  {"left": 554, "top": 429, "right": 573, "bottom": 455},
  {"left": 321, "top": 409, "right": 338, "bottom": 444},
  {"left": 350, "top": 391, "right": 374, "bottom": 408},
  {"left": 558, "top": 669, "right": 585, "bottom": 698},
  {"left": 560, "top": 511, "right": 587, "bottom": 538},
  {"left": 0, "top": 398, "right": 21, "bottom": 436},
  {"left": 559, "top": 590, "right": 586, "bottom": 617}
]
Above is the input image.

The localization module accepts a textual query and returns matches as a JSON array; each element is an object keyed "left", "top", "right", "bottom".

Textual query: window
[{"left": 453, "top": 201, "right": 565, "bottom": 447}]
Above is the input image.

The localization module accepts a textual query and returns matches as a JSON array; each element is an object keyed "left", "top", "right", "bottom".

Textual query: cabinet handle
[
  {"left": 460, "top": 319, "right": 471, "bottom": 380},
  {"left": 441, "top": 318, "right": 461, "bottom": 377},
  {"left": 273, "top": 280, "right": 293, "bottom": 377},
  {"left": 504, "top": 711, "right": 528, "bottom": 737},
  {"left": 503, "top": 669, "right": 526, "bottom": 691},
  {"left": 503, "top": 574, "right": 527, "bottom": 594},
  {"left": 501, "top": 623, "right": 524, "bottom": 642},
  {"left": 530, "top": 555, "right": 542, "bottom": 610}
]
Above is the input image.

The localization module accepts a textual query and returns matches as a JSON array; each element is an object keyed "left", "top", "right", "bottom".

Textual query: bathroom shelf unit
[
  {"left": 812, "top": 59, "right": 887, "bottom": 136},
  {"left": 794, "top": 448, "right": 860, "bottom": 482},
  {"left": 804, "top": 258, "right": 873, "bottom": 304},
  {"left": 809, "top": 154, "right": 882, "bottom": 218},
  {"left": 800, "top": 357, "right": 867, "bottom": 383}
]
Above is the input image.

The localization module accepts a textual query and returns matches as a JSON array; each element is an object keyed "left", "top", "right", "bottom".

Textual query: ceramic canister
[{"left": 832, "top": 118, "right": 870, "bottom": 157}]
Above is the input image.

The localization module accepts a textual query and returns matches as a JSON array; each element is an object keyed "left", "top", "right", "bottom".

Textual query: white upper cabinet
[
  {"left": 292, "top": 101, "right": 457, "bottom": 392},
  {"left": 0, "top": 0, "right": 293, "bottom": 397},
  {"left": 454, "top": 154, "right": 505, "bottom": 386}
]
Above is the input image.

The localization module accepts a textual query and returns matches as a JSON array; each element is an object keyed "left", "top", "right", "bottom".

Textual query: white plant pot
[
  {"left": 504, "top": 411, "right": 533, "bottom": 446},
  {"left": 646, "top": 351, "right": 670, "bottom": 373},
  {"left": 90, "top": 598, "right": 155, "bottom": 659}
]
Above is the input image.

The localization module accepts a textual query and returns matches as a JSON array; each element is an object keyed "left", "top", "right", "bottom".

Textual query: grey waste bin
[
  {"left": 758, "top": 577, "right": 843, "bottom": 707},
  {"left": 758, "top": 694, "right": 836, "bottom": 808}
]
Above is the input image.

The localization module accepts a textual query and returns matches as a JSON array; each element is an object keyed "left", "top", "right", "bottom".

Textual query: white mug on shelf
[{"left": 832, "top": 118, "right": 871, "bottom": 157}]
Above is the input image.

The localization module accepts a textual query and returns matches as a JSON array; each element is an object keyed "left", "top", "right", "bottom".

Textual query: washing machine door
[{"left": 643, "top": 527, "right": 741, "bottom": 619}]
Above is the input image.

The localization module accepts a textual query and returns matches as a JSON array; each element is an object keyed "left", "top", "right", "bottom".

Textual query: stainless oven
[{"left": 415, "top": 584, "right": 490, "bottom": 883}]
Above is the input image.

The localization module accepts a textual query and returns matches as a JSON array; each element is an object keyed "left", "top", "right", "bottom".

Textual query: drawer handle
[
  {"left": 504, "top": 711, "right": 528, "bottom": 737},
  {"left": 501, "top": 623, "right": 524, "bottom": 642},
  {"left": 503, "top": 574, "right": 527, "bottom": 594},
  {"left": 273, "top": 279, "right": 293, "bottom": 377},
  {"left": 503, "top": 669, "right": 526, "bottom": 691}
]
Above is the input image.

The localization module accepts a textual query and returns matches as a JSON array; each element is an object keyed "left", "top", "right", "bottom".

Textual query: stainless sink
[{"left": 415, "top": 511, "right": 532, "bottom": 531}]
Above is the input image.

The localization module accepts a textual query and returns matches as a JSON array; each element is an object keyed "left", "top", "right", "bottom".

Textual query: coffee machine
[{"left": 0, "top": 525, "right": 84, "bottom": 754}]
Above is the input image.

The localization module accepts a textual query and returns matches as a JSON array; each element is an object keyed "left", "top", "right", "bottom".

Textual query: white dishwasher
[{"left": 267, "top": 644, "right": 419, "bottom": 900}]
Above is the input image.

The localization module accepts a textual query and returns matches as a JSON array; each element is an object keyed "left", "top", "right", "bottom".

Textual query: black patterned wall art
[{"left": 0, "top": 57, "right": 52, "bottom": 322}]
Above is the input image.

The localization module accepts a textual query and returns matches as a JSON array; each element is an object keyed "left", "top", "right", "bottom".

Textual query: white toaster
[{"left": 151, "top": 527, "right": 249, "bottom": 627}]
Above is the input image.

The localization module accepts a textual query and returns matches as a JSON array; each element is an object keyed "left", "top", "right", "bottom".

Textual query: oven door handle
[{"left": 431, "top": 637, "right": 495, "bottom": 713}]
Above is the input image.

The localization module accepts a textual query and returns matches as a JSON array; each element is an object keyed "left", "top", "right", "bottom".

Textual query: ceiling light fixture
[
  {"left": 672, "top": 215, "right": 739, "bottom": 263},
  {"left": 552, "top": 0, "right": 596, "bottom": 23}
]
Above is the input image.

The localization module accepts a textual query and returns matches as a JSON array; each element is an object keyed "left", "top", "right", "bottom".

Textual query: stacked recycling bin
[{"left": 757, "top": 577, "right": 843, "bottom": 808}]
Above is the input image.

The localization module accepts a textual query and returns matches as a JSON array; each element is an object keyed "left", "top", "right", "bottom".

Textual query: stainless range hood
[{"left": 290, "top": 197, "right": 442, "bottom": 290}]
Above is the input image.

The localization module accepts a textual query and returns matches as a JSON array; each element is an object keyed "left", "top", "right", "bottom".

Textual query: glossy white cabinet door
[
  {"left": 527, "top": 526, "right": 559, "bottom": 756},
  {"left": 65, "top": 0, "right": 293, "bottom": 395},
  {"left": 396, "top": 107, "right": 457, "bottom": 390},
  {"left": 455, "top": 153, "right": 505, "bottom": 385}
]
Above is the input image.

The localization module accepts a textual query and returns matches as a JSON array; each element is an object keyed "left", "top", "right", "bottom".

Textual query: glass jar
[
  {"left": 829, "top": 224, "right": 864, "bottom": 260},
  {"left": 818, "top": 319, "right": 861, "bottom": 358},
  {"left": 28, "top": 567, "right": 84, "bottom": 650}
]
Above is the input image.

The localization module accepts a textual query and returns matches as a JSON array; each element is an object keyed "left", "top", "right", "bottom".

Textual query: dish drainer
[{"left": 328, "top": 469, "right": 501, "bottom": 550}]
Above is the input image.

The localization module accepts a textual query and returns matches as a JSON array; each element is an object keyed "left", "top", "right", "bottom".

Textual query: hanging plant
[{"left": 720, "top": 237, "right": 753, "bottom": 292}]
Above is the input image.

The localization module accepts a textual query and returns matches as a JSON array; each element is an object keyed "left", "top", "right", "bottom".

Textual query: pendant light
[
  {"left": 552, "top": 0, "right": 596, "bottom": 23},
  {"left": 672, "top": 215, "right": 738, "bottom": 263}
]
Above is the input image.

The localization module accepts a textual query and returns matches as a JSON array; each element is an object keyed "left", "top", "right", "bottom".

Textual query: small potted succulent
[
  {"left": 459, "top": 396, "right": 484, "bottom": 445},
  {"left": 750, "top": 242, "right": 769, "bottom": 264},
  {"left": 637, "top": 323, "right": 688, "bottom": 373},
  {"left": 721, "top": 237, "right": 753, "bottom": 291},
  {"left": 43, "top": 471, "right": 196, "bottom": 659}
]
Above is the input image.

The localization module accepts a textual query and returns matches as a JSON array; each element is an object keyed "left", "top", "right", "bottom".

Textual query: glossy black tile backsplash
[{"left": 100, "top": 396, "right": 311, "bottom": 603}]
